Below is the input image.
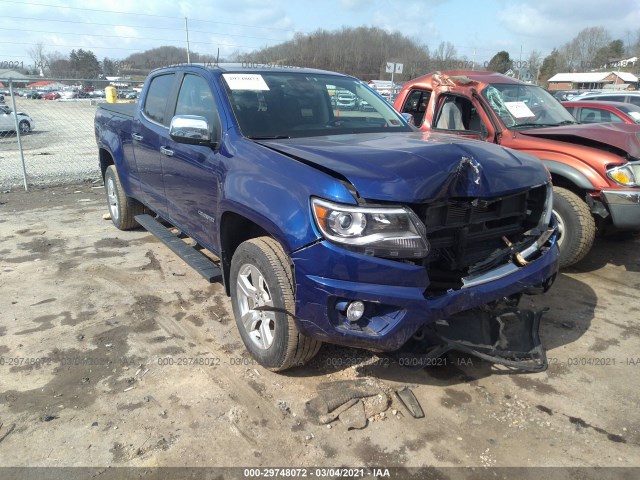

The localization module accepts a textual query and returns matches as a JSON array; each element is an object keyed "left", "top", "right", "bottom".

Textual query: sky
[{"left": 1, "top": 0, "right": 640, "bottom": 72}]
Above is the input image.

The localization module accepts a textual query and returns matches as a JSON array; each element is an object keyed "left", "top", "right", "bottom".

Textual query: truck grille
[{"left": 414, "top": 185, "right": 547, "bottom": 295}]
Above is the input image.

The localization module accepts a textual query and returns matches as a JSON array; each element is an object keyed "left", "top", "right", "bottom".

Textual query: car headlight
[
  {"left": 311, "top": 198, "right": 429, "bottom": 258},
  {"left": 607, "top": 161, "right": 640, "bottom": 187}
]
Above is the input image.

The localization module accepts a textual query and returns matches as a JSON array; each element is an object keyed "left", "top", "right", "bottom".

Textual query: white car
[{"left": 0, "top": 104, "right": 35, "bottom": 134}]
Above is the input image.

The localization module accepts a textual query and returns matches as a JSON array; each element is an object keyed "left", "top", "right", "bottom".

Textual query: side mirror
[{"left": 169, "top": 115, "right": 217, "bottom": 146}]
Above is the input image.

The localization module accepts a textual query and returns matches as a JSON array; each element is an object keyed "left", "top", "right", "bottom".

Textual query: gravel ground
[{"left": 0, "top": 184, "right": 638, "bottom": 479}]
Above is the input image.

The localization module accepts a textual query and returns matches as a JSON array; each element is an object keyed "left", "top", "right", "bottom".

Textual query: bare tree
[
  {"left": 432, "top": 41, "right": 457, "bottom": 70},
  {"left": 27, "top": 42, "right": 49, "bottom": 75},
  {"left": 527, "top": 50, "right": 543, "bottom": 82},
  {"left": 561, "top": 26, "right": 611, "bottom": 71}
]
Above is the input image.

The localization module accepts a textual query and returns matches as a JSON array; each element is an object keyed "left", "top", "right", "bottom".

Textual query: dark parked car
[
  {"left": 562, "top": 100, "right": 640, "bottom": 125},
  {"left": 24, "top": 91, "right": 42, "bottom": 99}
]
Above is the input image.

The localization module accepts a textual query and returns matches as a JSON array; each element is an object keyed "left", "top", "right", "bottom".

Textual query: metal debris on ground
[{"left": 395, "top": 386, "right": 424, "bottom": 418}]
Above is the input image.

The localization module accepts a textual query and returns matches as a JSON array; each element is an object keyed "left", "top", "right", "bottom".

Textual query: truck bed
[{"left": 97, "top": 102, "right": 137, "bottom": 118}]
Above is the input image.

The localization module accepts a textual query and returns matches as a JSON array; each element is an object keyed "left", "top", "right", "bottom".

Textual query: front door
[{"left": 160, "top": 73, "right": 223, "bottom": 251}]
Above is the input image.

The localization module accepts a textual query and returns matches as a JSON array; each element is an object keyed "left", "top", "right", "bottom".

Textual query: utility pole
[
  {"left": 517, "top": 45, "right": 522, "bottom": 79},
  {"left": 185, "top": 17, "right": 191, "bottom": 64}
]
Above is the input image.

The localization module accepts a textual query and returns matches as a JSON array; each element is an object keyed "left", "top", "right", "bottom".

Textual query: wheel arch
[
  {"left": 99, "top": 147, "right": 115, "bottom": 179},
  {"left": 542, "top": 160, "right": 594, "bottom": 198},
  {"left": 219, "top": 211, "right": 274, "bottom": 296}
]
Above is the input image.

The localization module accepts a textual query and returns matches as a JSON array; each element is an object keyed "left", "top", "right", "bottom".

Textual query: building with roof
[
  {"left": 0, "top": 69, "right": 36, "bottom": 85},
  {"left": 547, "top": 71, "right": 638, "bottom": 91}
]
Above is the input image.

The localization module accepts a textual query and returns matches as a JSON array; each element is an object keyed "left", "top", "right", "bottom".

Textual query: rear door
[{"left": 132, "top": 72, "right": 178, "bottom": 215}]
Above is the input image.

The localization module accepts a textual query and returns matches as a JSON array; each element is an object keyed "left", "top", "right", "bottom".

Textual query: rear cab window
[{"left": 143, "top": 74, "right": 176, "bottom": 126}]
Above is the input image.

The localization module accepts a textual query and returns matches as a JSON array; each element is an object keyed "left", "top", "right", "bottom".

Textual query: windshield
[
  {"left": 221, "top": 71, "right": 412, "bottom": 139},
  {"left": 619, "top": 104, "right": 640, "bottom": 124},
  {"left": 482, "top": 83, "right": 577, "bottom": 129}
]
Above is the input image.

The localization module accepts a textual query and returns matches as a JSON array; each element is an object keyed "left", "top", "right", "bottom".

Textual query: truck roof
[
  {"left": 406, "top": 70, "right": 526, "bottom": 90},
  {"left": 149, "top": 63, "right": 349, "bottom": 78}
]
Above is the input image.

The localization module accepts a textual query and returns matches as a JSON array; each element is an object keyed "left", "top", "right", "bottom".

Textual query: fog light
[{"left": 346, "top": 301, "right": 365, "bottom": 322}]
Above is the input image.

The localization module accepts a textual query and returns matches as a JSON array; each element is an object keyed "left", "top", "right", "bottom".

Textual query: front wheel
[
  {"left": 553, "top": 187, "right": 596, "bottom": 268},
  {"left": 18, "top": 120, "right": 30, "bottom": 134},
  {"left": 230, "top": 237, "right": 321, "bottom": 371}
]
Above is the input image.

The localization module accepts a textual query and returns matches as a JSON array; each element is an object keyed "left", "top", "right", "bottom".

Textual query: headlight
[
  {"left": 607, "top": 161, "right": 640, "bottom": 187},
  {"left": 311, "top": 198, "right": 429, "bottom": 258}
]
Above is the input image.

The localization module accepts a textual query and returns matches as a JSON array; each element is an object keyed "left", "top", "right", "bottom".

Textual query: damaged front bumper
[
  {"left": 404, "top": 306, "right": 549, "bottom": 372},
  {"left": 291, "top": 225, "right": 559, "bottom": 356},
  {"left": 601, "top": 189, "right": 640, "bottom": 230}
]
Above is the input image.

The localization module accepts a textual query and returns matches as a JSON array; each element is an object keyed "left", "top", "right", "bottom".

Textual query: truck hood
[
  {"left": 519, "top": 123, "right": 640, "bottom": 159},
  {"left": 257, "top": 132, "right": 548, "bottom": 203}
]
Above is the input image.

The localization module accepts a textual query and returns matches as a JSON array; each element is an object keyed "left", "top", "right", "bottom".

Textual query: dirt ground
[{"left": 0, "top": 183, "right": 639, "bottom": 478}]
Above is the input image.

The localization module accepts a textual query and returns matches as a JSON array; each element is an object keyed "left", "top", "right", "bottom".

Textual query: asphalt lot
[{"left": 0, "top": 184, "right": 639, "bottom": 478}]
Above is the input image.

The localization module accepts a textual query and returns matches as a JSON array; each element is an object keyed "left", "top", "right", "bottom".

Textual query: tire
[
  {"left": 18, "top": 120, "right": 30, "bottom": 134},
  {"left": 553, "top": 186, "right": 596, "bottom": 268},
  {"left": 104, "top": 165, "right": 144, "bottom": 230},
  {"left": 230, "top": 237, "right": 321, "bottom": 371}
]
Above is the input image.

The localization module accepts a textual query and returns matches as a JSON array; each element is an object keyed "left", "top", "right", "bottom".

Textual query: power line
[
  {"left": 0, "top": 14, "right": 280, "bottom": 41},
  {"left": 0, "top": 0, "right": 298, "bottom": 33},
  {"left": 0, "top": 40, "right": 261, "bottom": 53},
  {"left": 0, "top": 25, "right": 286, "bottom": 43}
]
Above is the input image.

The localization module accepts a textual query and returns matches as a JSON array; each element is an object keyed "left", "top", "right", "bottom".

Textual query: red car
[
  {"left": 43, "top": 91, "right": 61, "bottom": 100},
  {"left": 562, "top": 100, "right": 640, "bottom": 125}
]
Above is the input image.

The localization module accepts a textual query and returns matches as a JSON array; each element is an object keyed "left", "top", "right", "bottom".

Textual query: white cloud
[{"left": 498, "top": 0, "right": 640, "bottom": 50}]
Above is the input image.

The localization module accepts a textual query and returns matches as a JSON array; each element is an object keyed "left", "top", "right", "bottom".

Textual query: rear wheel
[
  {"left": 104, "top": 165, "right": 144, "bottom": 230},
  {"left": 230, "top": 237, "right": 321, "bottom": 371},
  {"left": 553, "top": 186, "right": 596, "bottom": 268}
]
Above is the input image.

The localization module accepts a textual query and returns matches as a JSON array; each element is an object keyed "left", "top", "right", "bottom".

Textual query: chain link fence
[{"left": 1, "top": 78, "right": 135, "bottom": 190}]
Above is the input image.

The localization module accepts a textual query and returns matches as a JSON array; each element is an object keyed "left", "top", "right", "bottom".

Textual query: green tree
[
  {"left": 69, "top": 49, "right": 100, "bottom": 78},
  {"left": 102, "top": 57, "right": 116, "bottom": 76},
  {"left": 487, "top": 51, "right": 511, "bottom": 73},
  {"left": 594, "top": 40, "right": 625, "bottom": 68},
  {"left": 539, "top": 48, "right": 561, "bottom": 85}
]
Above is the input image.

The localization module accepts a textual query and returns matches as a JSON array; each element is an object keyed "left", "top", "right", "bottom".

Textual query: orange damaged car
[{"left": 394, "top": 71, "right": 640, "bottom": 267}]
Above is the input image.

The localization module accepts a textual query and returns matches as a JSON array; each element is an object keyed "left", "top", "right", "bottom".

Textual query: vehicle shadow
[
  {"left": 288, "top": 272, "right": 597, "bottom": 387},
  {"left": 568, "top": 233, "right": 640, "bottom": 273}
]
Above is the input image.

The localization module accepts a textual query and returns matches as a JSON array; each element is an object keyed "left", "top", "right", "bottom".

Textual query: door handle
[
  {"left": 131, "top": 133, "right": 143, "bottom": 141},
  {"left": 160, "top": 146, "right": 174, "bottom": 157}
]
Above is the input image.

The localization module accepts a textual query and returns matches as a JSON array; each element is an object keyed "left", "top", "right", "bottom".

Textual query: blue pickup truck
[{"left": 95, "top": 64, "right": 559, "bottom": 371}]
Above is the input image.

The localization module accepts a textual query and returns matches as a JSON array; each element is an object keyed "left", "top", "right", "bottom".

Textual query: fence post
[{"left": 9, "top": 78, "right": 29, "bottom": 192}]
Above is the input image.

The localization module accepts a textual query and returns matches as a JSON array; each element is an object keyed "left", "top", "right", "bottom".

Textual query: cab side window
[
  {"left": 401, "top": 89, "right": 431, "bottom": 126},
  {"left": 143, "top": 74, "right": 175, "bottom": 126},
  {"left": 579, "top": 108, "right": 623, "bottom": 124},
  {"left": 175, "top": 75, "right": 219, "bottom": 125},
  {"left": 434, "top": 94, "right": 482, "bottom": 132}
]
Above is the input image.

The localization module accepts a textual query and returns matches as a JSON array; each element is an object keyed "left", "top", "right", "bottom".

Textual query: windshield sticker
[
  {"left": 223, "top": 74, "right": 270, "bottom": 91},
  {"left": 504, "top": 101, "right": 535, "bottom": 118}
]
